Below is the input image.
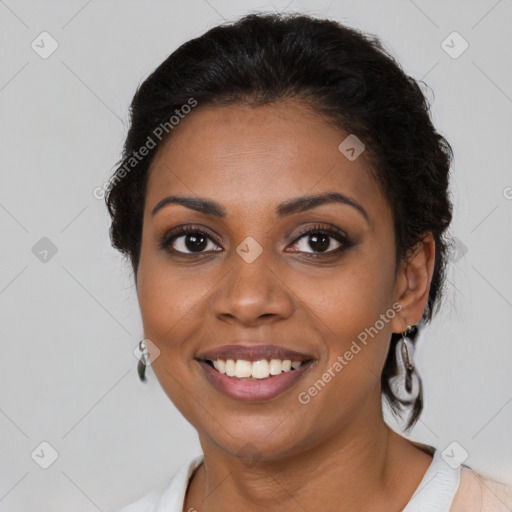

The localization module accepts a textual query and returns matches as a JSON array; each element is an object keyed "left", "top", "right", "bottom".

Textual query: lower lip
[{"left": 197, "top": 360, "right": 314, "bottom": 402}]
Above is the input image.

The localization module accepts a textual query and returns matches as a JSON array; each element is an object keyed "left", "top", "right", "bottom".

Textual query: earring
[
  {"left": 389, "top": 325, "right": 419, "bottom": 402},
  {"left": 137, "top": 339, "right": 150, "bottom": 382},
  {"left": 401, "top": 326, "right": 415, "bottom": 394}
]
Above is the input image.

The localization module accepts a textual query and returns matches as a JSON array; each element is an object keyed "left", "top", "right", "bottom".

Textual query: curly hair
[{"left": 105, "top": 12, "right": 453, "bottom": 431}]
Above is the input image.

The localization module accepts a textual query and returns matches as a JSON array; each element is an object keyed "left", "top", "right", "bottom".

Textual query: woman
[{"left": 107, "top": 12, "right": 512, "bottom": 511}]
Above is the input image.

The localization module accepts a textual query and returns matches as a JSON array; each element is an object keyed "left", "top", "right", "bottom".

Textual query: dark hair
[{"left": 105, "top": 12, "right": 453, "bottom": 431}]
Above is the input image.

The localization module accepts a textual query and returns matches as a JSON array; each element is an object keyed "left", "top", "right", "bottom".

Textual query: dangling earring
[
  {"left": 389, "top": 325, "right": 419, "bottom": 402},
  {"left": 401, "top": 326, "right": 415, "bottom": 394},
  {"left": 137, "top": 339, "right": 150, "bottom": 382}
]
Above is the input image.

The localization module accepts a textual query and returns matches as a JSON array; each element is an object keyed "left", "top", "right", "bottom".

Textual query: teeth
[
  {"left": 269, "top": 359, "right": 282, "bottom": 375},
  {"left": 235, "top": 360, "right": 252, "bottom": 378},
  {"left": 208, "top": 358, "right": 305, "bottom": 379},
  {"left": 212, "top": 359, "right": 226, "bottom": 374},
  {"left": 251, "top": 360, "right": 270, "bottom": 379},
  {"left": 281, "top": 360, "right": 291, "bottom": 372},
  {"left": 225, "top": 359, "right": 236, "bottom": 377}
]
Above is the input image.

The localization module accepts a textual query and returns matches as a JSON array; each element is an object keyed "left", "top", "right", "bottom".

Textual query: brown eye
[
  {"left": 293, "top": 232, "right": 341, "bottom": 253},
  {"left": 287, "top": 224, "right": 353, "bottom": 258},
  {"left": 159, "top": 225, "right": 222, "bottom": 255},
  {"left": 175, "top": 232, "right": 211, "bottom": 252}
]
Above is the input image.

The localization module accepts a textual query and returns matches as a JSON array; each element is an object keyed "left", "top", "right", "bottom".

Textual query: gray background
[{"left": 1, "top": 0, "right": 511, "bottom": 510}]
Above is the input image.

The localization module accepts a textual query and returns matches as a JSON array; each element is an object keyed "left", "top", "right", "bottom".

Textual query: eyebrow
[{"left": 151, "top": 191, "right": 370, "bottom": 224}]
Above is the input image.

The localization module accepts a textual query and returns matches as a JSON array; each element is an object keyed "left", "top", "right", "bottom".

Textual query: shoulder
[
  {"left": 116, "top": 455, "right": 204, "bottom": 512},
  {"left": 116, "top": 479, "right": 171, "bottom": 512},
  {"left": 450, "top": 466, "right": 512, "bottom": 512}
]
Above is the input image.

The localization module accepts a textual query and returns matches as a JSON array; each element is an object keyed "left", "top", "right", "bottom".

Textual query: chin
[{"left": 198, "top": 414, "right": 319, "bottom": 463}]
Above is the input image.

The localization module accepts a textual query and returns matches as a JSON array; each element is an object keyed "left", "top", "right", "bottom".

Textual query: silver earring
[
  {"left": 401, "top": 326, "right": 415, "bottom": 394},
  {"left": 137, "top": 339, "right": 150, "bottom": 382},
  {"left": 389, "top": 325, "right": 419, "bottom": 402}
]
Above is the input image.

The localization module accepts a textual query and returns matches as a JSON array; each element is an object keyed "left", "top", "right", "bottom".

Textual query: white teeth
[
  {"left": 235, "top": 359, "right": 252, "bottom": 378},
  {"left": 208, "top": 358, "right": 305, "bottom": 379},
  {"left": 269, "top": 359, "right": 282, "bottom": 375},
  {"left": 251, "top": 360, "right": 270, "bottom": 379},
  {"left": 225, "top": 359, "right": 236, "bottom": 377},
  {"left": 281, "top": 360, "right": 291, "bottom": 372},
  {"left": 212, "top": 359, "right": 226, "bottom": 374}
]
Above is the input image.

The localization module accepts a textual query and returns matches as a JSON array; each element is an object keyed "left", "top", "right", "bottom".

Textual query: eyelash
[{"left": 158, "top": 223, "right": 352, "bottom": 259}]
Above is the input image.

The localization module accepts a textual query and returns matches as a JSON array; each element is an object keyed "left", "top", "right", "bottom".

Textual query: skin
[{"left": 136, "top": 98, "right": 436, "bottom": 512}]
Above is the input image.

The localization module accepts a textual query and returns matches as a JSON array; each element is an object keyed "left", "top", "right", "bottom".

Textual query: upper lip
[{"left": 196, "top": 343, "right": 314, "bottom": 362}]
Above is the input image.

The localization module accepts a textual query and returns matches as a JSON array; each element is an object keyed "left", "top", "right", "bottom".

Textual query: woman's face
[{"left": 136, "top": 99, "right": 423, "bottom": 460}]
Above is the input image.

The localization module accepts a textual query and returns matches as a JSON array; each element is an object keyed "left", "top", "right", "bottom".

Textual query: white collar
[{"left": 402, "top": 449, "right": 461, "bottom": 512}]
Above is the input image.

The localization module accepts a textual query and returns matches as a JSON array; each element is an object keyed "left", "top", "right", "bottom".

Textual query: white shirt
[{"left": 116, "top": 449, "right": 509, "bottom": 511}]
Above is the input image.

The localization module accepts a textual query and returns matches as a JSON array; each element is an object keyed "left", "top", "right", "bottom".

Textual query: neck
[{"left": 185, "top": 399, "right": 427, "bottom": 512}]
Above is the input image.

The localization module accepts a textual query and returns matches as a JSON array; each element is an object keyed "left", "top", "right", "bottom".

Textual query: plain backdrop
[{"left": 1, "top": 0, "right": 511, "bottom": 510}]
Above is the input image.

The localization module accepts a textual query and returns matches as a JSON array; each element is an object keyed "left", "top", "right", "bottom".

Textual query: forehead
[{"left": 145, "top": 100, "right": 387, "bottom": 221}]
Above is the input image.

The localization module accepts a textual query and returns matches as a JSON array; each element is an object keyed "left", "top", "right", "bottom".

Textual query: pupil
[
  {"left": 309, "top": 234, "right": 329, "bottom": 252},
  {"left": 185, "top": 234, "right": 207, "bottom": 252}
]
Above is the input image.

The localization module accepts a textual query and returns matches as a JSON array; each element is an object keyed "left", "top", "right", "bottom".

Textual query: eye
[
  {"left": 159, "top": 223, "right": 353, "bottom": 258},
  {"left": 159, "top": 225, "right": 222, "bottom": 255},
  {"left": 287, "top": 224, "right": 351, "bottom": 257}
]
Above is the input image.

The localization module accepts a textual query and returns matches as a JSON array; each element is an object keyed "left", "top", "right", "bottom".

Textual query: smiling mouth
[{"left": 199, "top": 358, "right": 314, "bottom": 380}]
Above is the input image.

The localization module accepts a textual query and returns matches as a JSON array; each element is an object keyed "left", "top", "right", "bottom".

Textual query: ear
[{"left": 390, "top": 232, "right": 436, "bottom": 333}]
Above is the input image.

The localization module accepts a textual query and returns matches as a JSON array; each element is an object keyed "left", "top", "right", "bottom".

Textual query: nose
[{"left": 210, "top": 246, "right": 295, "bottom": 326}]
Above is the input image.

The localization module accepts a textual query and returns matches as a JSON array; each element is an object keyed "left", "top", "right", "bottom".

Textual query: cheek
[
  {"left": 300, "top": 252, "right": 395, "bottom": 337},
  {"left": 138, "top": 271, "right": 193, "bottom": 333},
  {"left": 294, "top": 248, "right": 396, "bottom": 389},
  {"left": 136, "top": 261, "right": 209, "bottom": 421},
  {"left": 136, "top": 230, "right": 208, "bottom": 340}
]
